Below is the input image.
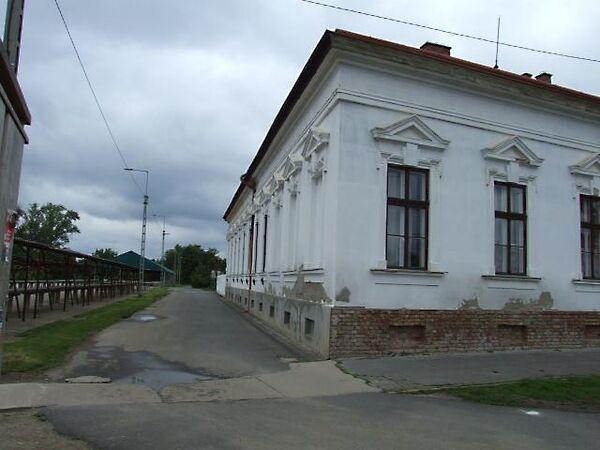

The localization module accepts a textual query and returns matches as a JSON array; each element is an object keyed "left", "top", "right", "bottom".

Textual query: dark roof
[
  {"left": 116, "top": 251, "right": 175, "bottom": 274},
  {"left": 223, "top": 29, "right": 600, "bottom": 221},
  {"left": 13, "top": 237, "right": 137, "bottom": 270}
]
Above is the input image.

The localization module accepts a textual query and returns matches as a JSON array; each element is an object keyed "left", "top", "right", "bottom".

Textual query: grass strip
[
  {"left": 1, "top": 287, "right": 170, "bottom": 374},
  {"left": 444, "top": 375, "right": 600, "bottom": 410}
]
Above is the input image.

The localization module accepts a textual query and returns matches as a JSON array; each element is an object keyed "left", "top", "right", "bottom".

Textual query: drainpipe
[{"left": 240, "top": 174, "right": 256, "bottom": 313}]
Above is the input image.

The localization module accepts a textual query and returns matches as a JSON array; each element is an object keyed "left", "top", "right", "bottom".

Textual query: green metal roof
[{"left": 116, "top": 251, "right": 175, "bottom": 274}]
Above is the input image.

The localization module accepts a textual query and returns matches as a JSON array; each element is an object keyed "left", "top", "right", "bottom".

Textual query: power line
[
  {"left": 52, "top": 0, "right": 144, "bottom": 195},
  {"left": 299, "top": 0, "right": 600, "bottom": 64}
]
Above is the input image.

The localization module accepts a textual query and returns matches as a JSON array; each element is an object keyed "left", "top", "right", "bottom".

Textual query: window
[
  {"left": 386, "top": 166, "right": 428, "bottom": 269},
  {"left": 304, "top": 318, "right": 315, "bottom": 337},
  {"left": 494, "top": 182, "right": 527, "bottom": 275},
  {"left": 581, "top": 195, "right": 600, "bottom": 279},
  {"left": 253, "top": 218, "right": 259, "bottom": 272},
  {"left": 262, "top": 214, "right": 268, "bottom": 272},
  {"left": 241, "top": 233, "right": 246, "bottom": 274},
  {"left": 269, "top": 305, "right": 275, "bottom": 318},
  {"left": 284, "top": 310, "right": 291, "bottom": 325}
]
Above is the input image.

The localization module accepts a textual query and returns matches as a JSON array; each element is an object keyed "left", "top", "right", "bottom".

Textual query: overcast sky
[{"left": 16, "top": 0, "right": 600, "bottom": 259}]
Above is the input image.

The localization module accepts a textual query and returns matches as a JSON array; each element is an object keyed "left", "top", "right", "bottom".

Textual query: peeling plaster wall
[
  {"left": 331, "top": 60, "right": 600, "bottom": 312},
  {"left": 225, "top": 64, "right": 342, "bottom": 305},
  {"left": 225, "top": 44, "right": 600, "bottom": 330},
  {"left": 225, "top": 286, "right": 331, "bottom": 357}
]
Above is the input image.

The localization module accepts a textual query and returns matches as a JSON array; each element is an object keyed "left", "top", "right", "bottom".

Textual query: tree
[
  {"left": 165, "top": 243, "right": 225, "bottom": 286},
  {"left": 93, "top": 248, "right": 118, "bottom": 260},
  {"left": 15, "top": 202, "right": 80, "bottom": 247}
]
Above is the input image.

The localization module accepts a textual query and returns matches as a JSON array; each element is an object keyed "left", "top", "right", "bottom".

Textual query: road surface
[{"left": 40, "top": 288, "right": 600, "bottom": 449}]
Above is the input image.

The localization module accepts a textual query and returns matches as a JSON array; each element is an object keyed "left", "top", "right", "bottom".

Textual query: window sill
[
  {"left": 572, "top": 279, "right": 600, "bottom": 286},
  {"left": 370, "top": 268, "right": 446, "bottom": 277},
  {"left": 300, "top": 267, "right": 325, "bottom": 274},
  {"left": 482, "top": 275, "right": 541, "bottom": 282}
]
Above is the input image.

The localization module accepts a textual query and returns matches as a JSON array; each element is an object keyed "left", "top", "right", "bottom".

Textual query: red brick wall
[{"left": 329, "top": 308, "right": 600, "bottom": 358}]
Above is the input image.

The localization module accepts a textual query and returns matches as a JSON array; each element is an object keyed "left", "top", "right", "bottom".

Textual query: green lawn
[
  {"left": 444, "top": 376, "right": 600, "bottom": 411},
  {"left": 1, "top": 287, "right": 170, "bottom": 374}
]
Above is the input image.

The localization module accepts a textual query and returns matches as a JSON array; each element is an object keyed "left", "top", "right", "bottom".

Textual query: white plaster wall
[
  {"left": 225, "top": 63, "right": 342, "bottom": 302},
  {"left": 333, "top": 62, "right": 600, "bottom": 311},
  {"left": 225, "top": 54, "right": 600, "bottom": 313}
]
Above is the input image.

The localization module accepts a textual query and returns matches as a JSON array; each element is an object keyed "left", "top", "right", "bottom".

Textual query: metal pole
[
  {"left": 152, "top": 214, "right": 167, "bottom": 286},
  {"left": 140, "top": 192, "right": 148, "bottom": 293},
  {"left": 125, "top": 168, "right": 149, "bottom": 294}
]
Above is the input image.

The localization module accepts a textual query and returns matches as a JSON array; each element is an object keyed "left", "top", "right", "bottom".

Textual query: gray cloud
[{"left": 17, "top": 0, "right": 600, "bottom": 259}]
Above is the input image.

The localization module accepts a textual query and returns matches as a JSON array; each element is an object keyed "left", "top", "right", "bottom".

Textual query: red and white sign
[{"left": 3, "top": 210, "right": 17, "bottom": 263}]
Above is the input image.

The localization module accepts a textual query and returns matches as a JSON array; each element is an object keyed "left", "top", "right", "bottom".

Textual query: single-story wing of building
[{"left": 223, "top": 29, "right": 600, "bottom": 358}]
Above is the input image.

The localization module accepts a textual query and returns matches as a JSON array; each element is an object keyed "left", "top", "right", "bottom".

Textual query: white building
[{"left": 223, "top": 30, "right": 600, "bottom": 358}]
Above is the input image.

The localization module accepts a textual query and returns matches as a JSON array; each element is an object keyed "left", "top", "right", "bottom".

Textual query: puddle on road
[
  {"left": 64, "top": 346, "right": 222, "bottom": 391},
  {"left": 130, "top": 313, "right": 161, "bottom": 323},
  {"left": 114, "top": 369, "right": 215, "bottom": 391}
]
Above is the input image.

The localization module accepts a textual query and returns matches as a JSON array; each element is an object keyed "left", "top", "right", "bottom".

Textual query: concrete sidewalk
[
  {"left": 339, "top": 348, "right": 600, "bottom": 391},
  {"left": 0, "top": 361, "right": 377, "bottom": 410},
  {"left": 0, "top": 382, "right": 161, "bottom": 409}
]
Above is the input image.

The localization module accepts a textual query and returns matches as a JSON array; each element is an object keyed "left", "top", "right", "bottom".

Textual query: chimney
[
  {"left": 521, "top": 73, "right": 532, "bottom": 78},
  {"left": 420, "top": 42, "right": 451, "bottom": 56},
  {"left": 534, "top": 72, "right": 552, "bottom": 84}
]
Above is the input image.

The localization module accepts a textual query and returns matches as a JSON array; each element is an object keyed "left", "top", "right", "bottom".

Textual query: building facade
[
  {"left": 0, "top": 0, "right": 30, "bottom": 335},
  {"left": 223, "top": 30, "right": 600, "bottom": 358}
]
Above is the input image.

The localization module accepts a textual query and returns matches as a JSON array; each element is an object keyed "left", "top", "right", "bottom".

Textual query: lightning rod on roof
[{"left": 494, "top": 16, "right": 501, "bottom": 69}]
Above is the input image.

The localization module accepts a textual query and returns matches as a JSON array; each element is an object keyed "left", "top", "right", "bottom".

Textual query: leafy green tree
[
  {"left": 15, "top": 202, "right": 80, "bottom": 247},
  {"left": 93, "top": 248, "right": 118, "bottom": 260},
  {"left": 165, "top": 243, "right": 225, "bottom": 286},
  {"left": 190, "top": 263, "right": 212, "bottom": 289}
]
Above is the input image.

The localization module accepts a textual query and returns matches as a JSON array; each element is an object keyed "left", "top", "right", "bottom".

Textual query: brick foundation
[{"left": 329, "top": 308, "right": 600, "bottom": 358}]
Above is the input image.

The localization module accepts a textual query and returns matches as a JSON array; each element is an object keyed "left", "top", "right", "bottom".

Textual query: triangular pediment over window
[
  {"left": 301, "top": 128, "right": 330, "bottom": 159},
  {"left": 482, "top": 136, "right": 543, "bottom": 167},
  {"left": 371, "top": 115, "right": 449, "bottom": 150},
  {"left": 570, "top": 153, "right": 600, "bottom": 177},
  {"left": 278, "top": 153, "right": 303, "bottom": 180}
]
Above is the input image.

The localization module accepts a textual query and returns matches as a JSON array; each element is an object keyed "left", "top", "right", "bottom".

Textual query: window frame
[
  {"left": 580, "top": 194, "right": 600, "bottom": 280},
  {"left": 494, "top": 181, "right": 527, "bottom": 276},
  {"left": 262, "top": 214, "right": 268, "bottom": 273},
  {"left": 385, "top": 164, "right": 429, "bottom": 270}
]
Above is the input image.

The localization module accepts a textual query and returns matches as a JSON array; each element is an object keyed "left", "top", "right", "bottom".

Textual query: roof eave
[{"left": 223, "top": 30, "right": 334, "bottom": 221}]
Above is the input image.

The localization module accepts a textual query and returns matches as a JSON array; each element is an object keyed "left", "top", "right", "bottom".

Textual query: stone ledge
[{"left": 371, "top": 268, "right": 446, "bottom": 277}]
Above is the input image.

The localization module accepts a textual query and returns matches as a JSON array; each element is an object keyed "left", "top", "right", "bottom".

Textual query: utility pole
[
  {"left": 152, "top": 214, "right": 168, "bottom": 286},
  {"left": 125, "top": 168, "right": 149, "bottom": 294}
]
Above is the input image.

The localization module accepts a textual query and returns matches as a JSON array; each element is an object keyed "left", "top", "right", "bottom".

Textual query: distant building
[
  {"left": 0, "top": 0, "right": 31, "bottom": 330},
  {"left": 223, "top": 30, "right": 600, "bottom": 358},
  {"left": 116, "top": 251, "right": 175, "bottom": 284}
]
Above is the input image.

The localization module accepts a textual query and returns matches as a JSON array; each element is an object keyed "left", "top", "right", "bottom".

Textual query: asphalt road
[
  {"left": 42, "top": 288, "right": 600, "bottom": 449},
  {"left": 341, "top": 348, "right": 600, "bottom": 391},
  {"left": 54, "top": 287, "right": 307, "bottom": 388},
  {"left": 44, "top": 393, "right": 600, "bottom": 450}
]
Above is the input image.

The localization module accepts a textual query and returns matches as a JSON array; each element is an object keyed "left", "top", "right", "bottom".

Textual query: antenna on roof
[{"left": 494, "top": 16, "right": 501, "bottom": 69}]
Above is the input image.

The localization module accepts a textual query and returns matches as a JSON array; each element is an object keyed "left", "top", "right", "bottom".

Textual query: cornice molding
[{"left": 334, "top": 47, "right": 600, "bottom": 121}]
